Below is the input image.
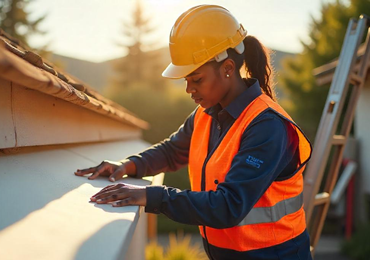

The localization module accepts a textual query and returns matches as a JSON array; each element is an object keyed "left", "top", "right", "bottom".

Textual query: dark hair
[{"left": 224, "top": 36, "right": 276, "bottom": 101}]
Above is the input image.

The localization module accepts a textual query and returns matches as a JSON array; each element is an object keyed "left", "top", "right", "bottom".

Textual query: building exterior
[{"left": 0, "top": 30, "right": 162, "bottom": 260}]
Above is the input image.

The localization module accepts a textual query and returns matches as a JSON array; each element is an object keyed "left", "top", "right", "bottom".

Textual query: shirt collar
[{"left": 204, "top": 78, "right": 262, "bottom": 119}]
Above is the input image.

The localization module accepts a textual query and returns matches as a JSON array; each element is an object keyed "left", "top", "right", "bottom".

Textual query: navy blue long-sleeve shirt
[{"left": 128, "top": 78, "right": 311, "bottom": 259}]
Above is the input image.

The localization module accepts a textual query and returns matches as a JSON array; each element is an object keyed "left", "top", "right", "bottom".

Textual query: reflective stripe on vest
[
  {"left": 238, "top": 192, "right": 303, "bottom": 226},
  {"left": 189, "top": 93, "right": 312, "bottom": 252}
]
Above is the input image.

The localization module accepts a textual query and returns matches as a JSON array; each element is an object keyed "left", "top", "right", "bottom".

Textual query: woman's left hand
[{"left": 90, "top": 183, "right": 147, "bottom": 207}]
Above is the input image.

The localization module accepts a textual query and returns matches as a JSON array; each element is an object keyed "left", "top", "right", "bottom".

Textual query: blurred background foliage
[
  {"left": 146, "top": 232, "right": 208, "bottom": 260},
  {"left": 0, "top": 0, "right": 49, "bottom": 56},
  {"left": 342, "top": 222, "right": 370, "bottom": 260},
  {"left": 280, "top": 0, "right": 370, "bottom": 140},
  {"left": 0, "top": 0, "right": 45, "bottom": 44}
]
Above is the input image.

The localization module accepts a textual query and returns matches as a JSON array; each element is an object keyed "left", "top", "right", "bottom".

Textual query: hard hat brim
[{"left": 162, "top": 62, "right": 205, "bottom": 79}]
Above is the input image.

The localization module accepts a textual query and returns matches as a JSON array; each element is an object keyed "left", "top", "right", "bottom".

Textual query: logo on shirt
[{"left": 246, "top": 155, "right": 264, "bottom": 169}]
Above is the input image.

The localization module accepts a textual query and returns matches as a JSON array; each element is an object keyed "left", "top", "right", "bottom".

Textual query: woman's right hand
[{"left": 74, "top": 159, "right": 137, "bottom": 182}]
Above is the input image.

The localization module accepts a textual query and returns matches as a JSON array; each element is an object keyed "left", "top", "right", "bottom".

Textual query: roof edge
[{"left": 0, "top": 31, "right": 149, "bottom": 130}]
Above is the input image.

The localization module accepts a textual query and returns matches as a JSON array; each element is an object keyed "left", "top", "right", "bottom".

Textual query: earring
[{"left": 226, "top": 74, "right": 230, "bottom": 78}]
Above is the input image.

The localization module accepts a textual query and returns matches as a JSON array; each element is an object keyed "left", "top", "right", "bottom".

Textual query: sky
[{"left": 27, "top": 0, "right": 337, "bottom": 63}]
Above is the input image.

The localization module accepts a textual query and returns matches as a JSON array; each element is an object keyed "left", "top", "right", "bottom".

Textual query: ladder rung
[
  {"left": 314, "top": 192, "right": 330, "bottom": 206},
  {"left": 332, "top": 135, "right": 346, "bottom": 145},
  {"left": 350, "top": 73, "right": 364, "bottom": 85}
]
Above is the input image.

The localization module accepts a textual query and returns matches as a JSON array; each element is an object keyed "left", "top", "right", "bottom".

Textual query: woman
[{"left": 75, "top": 5, "right": 312, "bottom": 260}]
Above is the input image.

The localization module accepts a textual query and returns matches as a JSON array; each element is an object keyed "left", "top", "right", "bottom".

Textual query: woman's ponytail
[{"left": 243, "top": 36, "right": 276, "bottom": 101}]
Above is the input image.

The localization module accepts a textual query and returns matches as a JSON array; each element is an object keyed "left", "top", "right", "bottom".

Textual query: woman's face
[{"left": 184, "top": 62, "right": 230, "bottom": 109}]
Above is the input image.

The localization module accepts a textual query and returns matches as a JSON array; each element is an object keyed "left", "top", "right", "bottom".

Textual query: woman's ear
[{"left": 221, "top": 58, "right": 235, "bottom": 78}]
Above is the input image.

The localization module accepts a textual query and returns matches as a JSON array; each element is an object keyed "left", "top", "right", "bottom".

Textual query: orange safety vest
[{"left": 188, "top": 93, "right": 312, "bottom": 252}]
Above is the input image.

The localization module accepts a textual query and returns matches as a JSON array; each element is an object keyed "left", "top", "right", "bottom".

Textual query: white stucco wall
[
  {"left": 353, "top": 78, "right": 370, "bottom": 222},
  {"left": 355, "top": 79, "right": 370, "bottom": 195}
]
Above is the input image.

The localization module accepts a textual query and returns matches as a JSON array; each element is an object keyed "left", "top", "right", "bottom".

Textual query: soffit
[{"left": 0, "top": 30, "right": 148, "bottom": 130}]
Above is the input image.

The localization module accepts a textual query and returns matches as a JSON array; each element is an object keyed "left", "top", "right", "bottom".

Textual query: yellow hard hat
[{"left": 162, "top": 5, "right": 247, "bottom": 79}]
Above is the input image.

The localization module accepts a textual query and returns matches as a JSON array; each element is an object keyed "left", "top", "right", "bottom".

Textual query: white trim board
[{"left": 0, "top": 139, "right": 161, "bottom": 260}]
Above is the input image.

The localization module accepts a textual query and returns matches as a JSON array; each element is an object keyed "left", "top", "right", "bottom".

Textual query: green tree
[
  {"left": 0, "top": 0, "right": 45, "bottom": 47},
  {"left": 112, "top": 0, "right": 164, "bottom": 89},
  {"left": 280, "top": 0, "right": 370, "bottom": 140}
]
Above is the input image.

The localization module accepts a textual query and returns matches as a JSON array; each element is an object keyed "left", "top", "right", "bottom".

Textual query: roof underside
[{"left": 0, "top": 30, "right": 148, "bottom": 130}]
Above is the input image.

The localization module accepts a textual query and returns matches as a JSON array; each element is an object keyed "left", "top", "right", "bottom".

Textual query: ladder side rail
[
  {"left": 341, "top": 25, "right": 370, "bottom": 138},
  {"left": 308, "top": 141, "right": 346, "bottom": 251},
  {"left": 304, "top": 18, "right": 365, "bottom": 223},
  {"left": 310, "top": 202, "right": 331, "bottom": 253},
  {"left": 323, "top": 21, "right": 370, "bottom": 196},
  {"left": 311, "top": 113, "right": 355, "bottom": 250},
  {"left": 303, "top": 109, "right": 337, "bottom": 218},
  {"left": 324, "top": 37, "right": 369, "bottom": 193},
  {"left": 342, "top": 84, "right": 362, "bottom": 135},
  {"left": 303, "top": 17, "right": 358, "bottom": 191},
  {"left": 307, "top": 18, "right": 355, "bottom": 151},
  {"left": 307, "top": 15, "right": 370, "bottom": 256},
  {"left": 310, "top": 136, "right": 347, "bottom": 250},
  {"left": 329, "top": 24, "right": 370, "bottom": 198}
]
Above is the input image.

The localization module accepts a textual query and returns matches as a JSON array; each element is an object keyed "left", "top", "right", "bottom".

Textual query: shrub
[
  {"left": 164, "top": 232, "right": 207, "bottom": 260},
  {"left": 341, "top": 223, "right": 370, "bottom": 260},
  {"left": 146, "top": 241, "right": 164, "bottom": 260},
  {"left": 145, "top": 232, "right": 207, "bottom": 260}
]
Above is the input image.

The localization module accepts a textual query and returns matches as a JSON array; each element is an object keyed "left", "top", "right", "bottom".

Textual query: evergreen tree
[
  {"left": 280, "top": 0, "right": 370, "bottom": 140},
  {"left": 0, "top": 0, "right": 45, "bottom": 46},
  {"left": 112, "top": 0, "right": 164, "bottom": 89}
]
